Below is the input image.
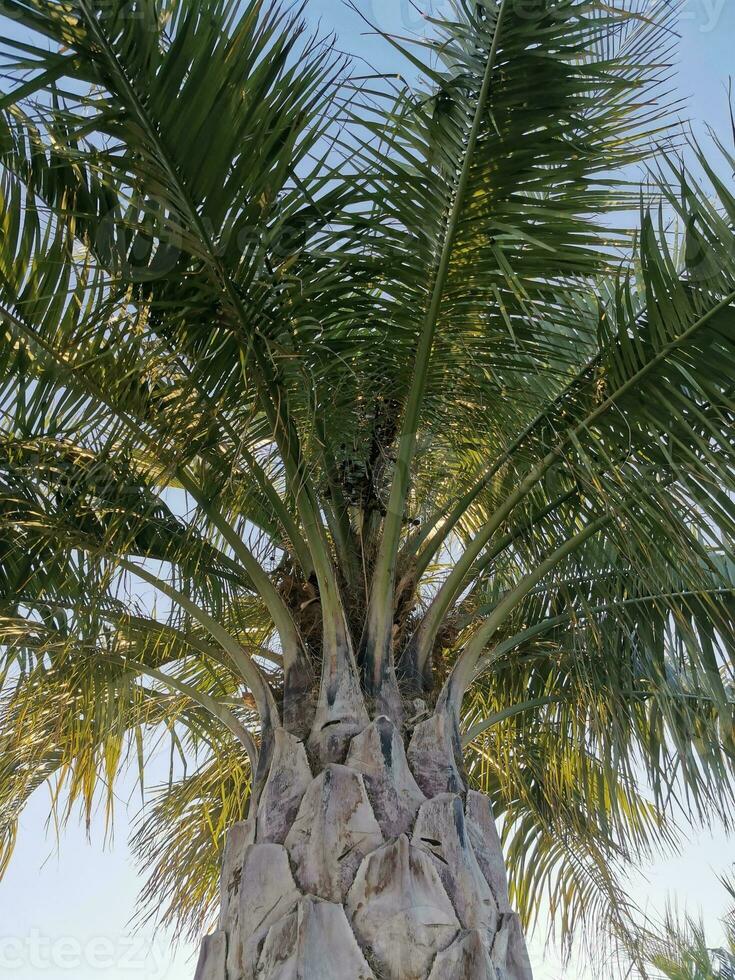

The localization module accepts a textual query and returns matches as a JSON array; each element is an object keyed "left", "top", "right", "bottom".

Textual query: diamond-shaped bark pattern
[
  {"left": 307, "top": 649, "right": 369, "bottom": 764},
  {"left": 255, "top": 896, "right": 375, "bottom": 979},
  {"left": 194, "top": 932, "right": 226, "bottom": 980},
  {"left": 412, "top": 793, "right": 498, "bottom": 932},
  {"left": 347, "top": 834, "right": 459, "bottom": 979},
  {"left": 407, "top": 711, "right": 465, "bottom": 798},
  {"left": 285, "top": 764, "right": 383, "bottom": 903},
  {"left": 197, "top": 717, "right": 533, "bottom": 980},
  {"left": 428, "top": 929, "right": 495, "bottom": 979},
  {"left": 228, "top": 843, "right": 300, "bottom": 980},
  {"left": 466, "top": 789, "right": 512, "bottom": 912},
  {"left": 218, "top": 817, "right": 255, "bottom": 977},
  {"left": 218, "top": 818, "right": 254, "bottom": 931},
  {"left": 491, "top": 912, "right": 535, "bottom": 980},
  {"left": 346, "top": 716, "right": 425, "bottom": 837},
  {"left": 255, "top": 729, "right": 312, "bottom": 845}
]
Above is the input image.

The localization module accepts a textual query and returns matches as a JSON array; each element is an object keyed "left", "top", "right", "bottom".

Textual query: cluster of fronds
[
  {"left": 628, "top": 876, "right": 735, "bottom": 979},
  {"left": 0, "top": 0, "right": 734, "bottom": 959}
]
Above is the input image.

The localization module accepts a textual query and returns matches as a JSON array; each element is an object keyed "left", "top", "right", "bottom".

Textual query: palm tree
[
  {"left": 1, "top": 0, "right": 735, "bottom": 975},
  {"left": 642, "top": 916, "right": 735, "bottom": 980},
  {"left": 630, "top": 879, "right": 735, "bottom": 980}
]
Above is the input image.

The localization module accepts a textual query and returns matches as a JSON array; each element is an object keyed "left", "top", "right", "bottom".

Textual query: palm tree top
[{"left": 1, "top": 0, "right": 734, "bottom": 958}]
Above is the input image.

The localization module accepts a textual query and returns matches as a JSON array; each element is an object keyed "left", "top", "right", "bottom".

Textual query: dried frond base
[{"left": 195, "top": 715, "right": 532, "bottom": 979}]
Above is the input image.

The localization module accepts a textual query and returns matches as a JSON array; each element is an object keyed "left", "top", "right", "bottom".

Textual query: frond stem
[
  {"left": 364, "top": 0, "right": 509, "bottom": 692},
  {"left": 117, "top": 558, "right": 280, "bottom": 730},
  {"left": 413, "top": 287, "right": 735, "bottom": 674},
  {"left": 438, "top": 515, "right": 610, "bottom": 717}
]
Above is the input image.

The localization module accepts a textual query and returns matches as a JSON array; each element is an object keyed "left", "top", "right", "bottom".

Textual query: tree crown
[{"left": 1, "top": 0, "right": 734, "bottom": 956}]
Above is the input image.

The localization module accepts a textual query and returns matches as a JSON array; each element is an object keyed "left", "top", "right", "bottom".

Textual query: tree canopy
[{"left": 0, "top": 0, "right": 734, "bottom": 961}]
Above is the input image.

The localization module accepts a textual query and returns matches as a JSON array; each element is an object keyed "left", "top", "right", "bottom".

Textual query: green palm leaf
[{"left": 0, "top": 0, "right": 734, "bottom": 961}]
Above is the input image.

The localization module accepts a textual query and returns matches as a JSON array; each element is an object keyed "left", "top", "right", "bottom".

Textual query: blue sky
[{"left": 1, "top": 2, "right": 734, "bottom": 978}]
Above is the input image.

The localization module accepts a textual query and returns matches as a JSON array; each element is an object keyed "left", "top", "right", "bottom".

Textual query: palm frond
[{"left": 0, "top": 0, "right": 733, "bottom": 959}]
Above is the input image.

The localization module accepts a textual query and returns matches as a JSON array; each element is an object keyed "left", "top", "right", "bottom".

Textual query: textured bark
[
  {"left": 284, "top": 764, "right": 383, "bottom": 903},
  {"left": 195, "top": 932, "right": 227, "bottom": 980},
  {"left": 347, "top": 834, "right": 459, "bottom": 978},
  {"left": 219, "top": 817, "right": 255, "bottom": 962},
  {"left": 307, "top": 641, "right": 369, "bottom": 765},
  {"left": 256, "top": 896, "right": 375, "bottom": 979},
  {"left": 255, "top": 729, "right": 312, "bottom": 845},
  {"left": 427, "top": 929, "right": 494, "bottom": 979},
  {"left": 407, "top": 709, "right": 465, "bottom": 798},
  {"left": 228, "top": 843, "right": 300, "bottom": 980},
  {"left": 465, "top": 790, "right": 513, "bottom": 912},
  {"left": 346, "top": 716, "right": 425, "bottom": 838},
  {"left": 412, "top": 793, "right": 498, "bottom": 932},
  {"left": 196, "top": 714, "right": 533, "bottom": 979}
]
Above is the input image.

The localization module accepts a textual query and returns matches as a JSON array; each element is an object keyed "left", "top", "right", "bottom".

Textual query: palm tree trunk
[{"left": 194, "top": 714, "right": 533, "bottom": 979}]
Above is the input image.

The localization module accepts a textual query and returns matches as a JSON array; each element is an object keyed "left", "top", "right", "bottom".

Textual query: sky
[{"left": 1, "top": 1, "right": 735, "bottom": 978}]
